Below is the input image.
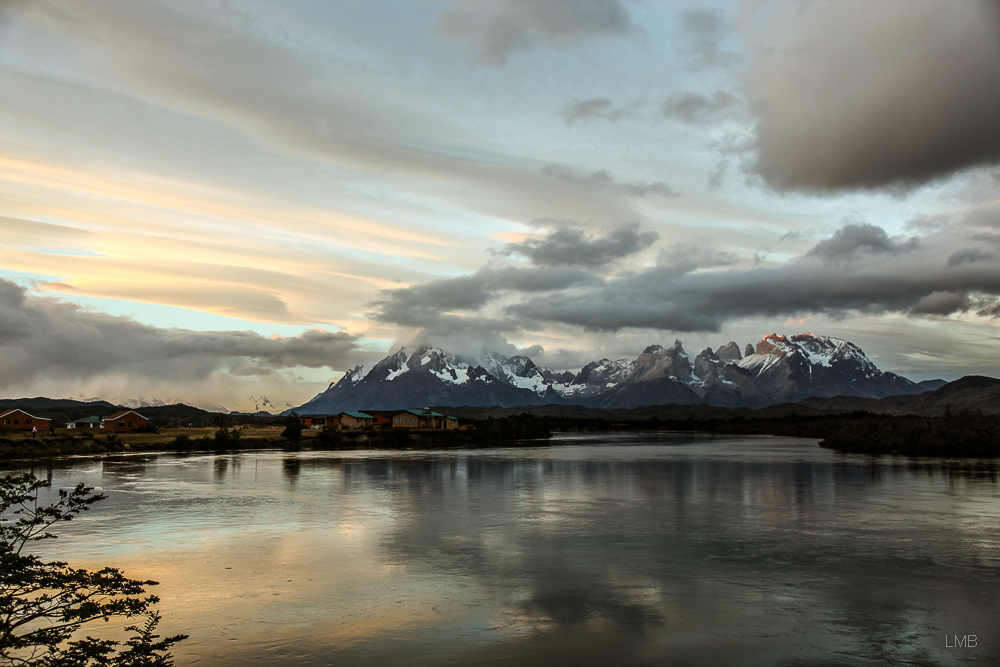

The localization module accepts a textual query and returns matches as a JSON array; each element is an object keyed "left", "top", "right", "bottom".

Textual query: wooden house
[
  {"left": 102, "top": 410, "right": 148, "bottom": 433},
  {"left": 67, "top": 416, "right": 103, "bottom": 430},
  {"left": 364, "top": 410, "right": 393, "bottom": 427},
  {"left": 0, "top": 409, "right": 51, "bottom": 432},
  {"left": 390, "top": 409, "right": 448, "bottom": 429},
  {"left": 300, "top": 414, "right": 341, "bottom": 429},
  {"left": 339, "top": 411, "right": 374, "bottom": 429}
]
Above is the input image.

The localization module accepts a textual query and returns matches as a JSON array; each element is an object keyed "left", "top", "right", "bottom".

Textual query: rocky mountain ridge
[{"left": 295, "top": 333, "right": 931, "bottom": 414}]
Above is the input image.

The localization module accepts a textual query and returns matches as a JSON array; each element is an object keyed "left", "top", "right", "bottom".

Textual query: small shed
[
  {"left": 0, "top": 409, "right": 51, "bottom": 432},
  {"left": 102, "top": 410, "right": 148, "bottom": 433}
]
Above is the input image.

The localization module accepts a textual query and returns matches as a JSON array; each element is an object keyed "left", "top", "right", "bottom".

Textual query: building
[
  {"left": 364, "top": 410, "right": 393, "bottom": 427},
  {"left": 67, "top": 416, "right": 103, "bottom": 430},
  {"left": 300, "top": 414, "right": 340, "bottom": 429},
  {"left": 0, "top": 409, "right": 51, "bottom": 432},
  {"left": 390, "top": 409, "right": 450, "bottom": 429},
  {"left": 102, "top": 410, "right": 148, "bottom": 433},
  {"left": 339, "top": 411, "right": 374, "bottom": 429}
]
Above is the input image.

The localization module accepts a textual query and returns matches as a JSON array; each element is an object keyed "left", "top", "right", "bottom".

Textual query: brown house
[
  {"left": 102, "top": 410, "right": 148, "bottom": 433},
  {"left": 364, "top": 410, "right": 393, "bottom": 427},
  {"left": 0, "top": 409, "right": 51, "bottom": 432},
  {"left": 390, "top": 409, "right": 450, "bottom": 429},
  {"left": 300, "top": 414, "right": 341, "bottom": 429},
  {"left": 339, "top": 411, "right": 374, "bottom": 429}
]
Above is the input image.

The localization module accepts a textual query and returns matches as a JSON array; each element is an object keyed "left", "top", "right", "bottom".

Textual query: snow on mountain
[
  {"left": 736, "top": 333, "right": 920, "bottom": 403},
  {"left": 293, "top": 333, "right": 924, "bottom": 413},
  {"left": 295, "top": 346, "right": 545, "bottom": 413}
]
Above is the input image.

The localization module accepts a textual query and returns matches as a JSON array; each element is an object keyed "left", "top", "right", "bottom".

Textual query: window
[
  {"left": 2, "top": 419, "right": 8, "bottom": 425},
  {"left": 394, "top": 418, "right": 402, "bottom": 424},
  {"left": 26, "top": 418, "right": 32, "bottom": 424},
  {"left": 406, "top": 418, "right": 415, "bottom": 425}
]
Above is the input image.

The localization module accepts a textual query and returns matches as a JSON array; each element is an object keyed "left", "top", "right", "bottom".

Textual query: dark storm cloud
[
  {"left": 947, "top": 249, "right": 996, "bottom": 267},
  {"left": 437, "top": 0, "right": 634, "bottom": 65},
  {"left": 0, "top": 279, "right": 361, "bottom": 384},
  {"left": 661, "top": 91, "right": 741, "bottom": 125},
  {"left": 909, "top": 291, "right": 971, "bottom": 316},
  {"left": 374, "top": 222, "right": 1000, "bottom": 335},
  {"left": 749, "top": 0, "right": 1000, "bottom": 191},
  {"left": 543, "top": 164, "right": 678, "bottom": 199},
  {"left": 501, "top": 220, "right": 659, "bottom": 268},
  {"left": 678, "top": 9, "right": 738, "bottom": 69},
  {"left": 369, "top": 264, "right": 601, "bottom": 327},
  {"left": 806, "top": 223, "right": 918, "bottom": 261},
  {"left": 560, "top": 97, "right": 630, "bottom": 124}
]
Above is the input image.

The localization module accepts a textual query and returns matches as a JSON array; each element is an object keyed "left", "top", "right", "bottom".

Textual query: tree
[
  {"left": 280, "top": 411, "right": 303, "bottom": 442},
  {"left": 0, "top": 473, "right": 186, "bottom": 666}
]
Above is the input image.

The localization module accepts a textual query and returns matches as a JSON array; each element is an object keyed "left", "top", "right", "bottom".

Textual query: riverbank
[
  {"left": 4, "top": 410, "right": 997, "bottom": 460},
  {"left": 0, "top": 414, "right": 555, "bottom": 461}
]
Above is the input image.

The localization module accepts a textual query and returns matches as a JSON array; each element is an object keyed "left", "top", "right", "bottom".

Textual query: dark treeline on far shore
[{"left": 3, "top": 405, "right": 1000, "bottom": 460}]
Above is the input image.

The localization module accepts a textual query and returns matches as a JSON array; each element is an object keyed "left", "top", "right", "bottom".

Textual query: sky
[{"left": 1, "top": 0, "right": 999, "bottom": 411}]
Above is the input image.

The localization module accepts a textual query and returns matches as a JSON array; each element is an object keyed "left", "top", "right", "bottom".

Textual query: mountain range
[{"left": 295, "top": 333, "right": 936, "bottom": 414}]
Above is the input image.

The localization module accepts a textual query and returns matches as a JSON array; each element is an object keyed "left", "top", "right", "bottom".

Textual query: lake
[{"left": 5, "top": 432, "right": 1000, "bottom": 666}]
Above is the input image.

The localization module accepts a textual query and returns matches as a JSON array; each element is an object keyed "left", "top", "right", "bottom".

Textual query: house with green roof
[{"left": 67, "top": 416, "right": 103, "bottom": 430}]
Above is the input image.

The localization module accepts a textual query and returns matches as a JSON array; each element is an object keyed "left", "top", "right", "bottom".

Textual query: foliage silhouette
[{"left": 0, "top": 473, "right": 186, "bottom": 665}]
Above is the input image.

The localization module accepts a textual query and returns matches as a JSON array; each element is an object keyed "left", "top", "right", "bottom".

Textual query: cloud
[
  {"left": 678, "top": 9, "right": 738, "bottom": 69},
  {"left": 947, "top": 249, "right": 996, "bottom": 267},
  {"left": 501, "top": 220, "right": 659, "bottom": 268},
  {"left": 374, "top": 222, "right": 1000, "bottom": 336},
  {"left": 806, "top": 223, "right": 918, "bottom": 261},
  {"left": 560, "top": 97, "right": 631, "bottom": 124},
  {"left": 747, "top": 0, "right": 1000, "bottom": 191},
  {"left": 661, "top": 91, "right": 741, "bottom": 125},
  {"left": 656, "top": 242, "right": 737, "bottom": 273},
  {"left": 437, "top": 0, "right": 635, "bottom": 65},
  {"left": 0, "top": 278, "right": 362, "bottom": 394},
  {"left": 542, "top": 164, "right": 678, "bottom": 199}
]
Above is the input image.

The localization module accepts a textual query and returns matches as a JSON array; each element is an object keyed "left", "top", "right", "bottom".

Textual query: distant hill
[
  {"left": 797, "top": 376, "right": 1000, "bottom": 416},
  {"left": 0, "top": 398, "right": 224, "bottom": 426},
  {"left": 433, "top": 376, "right": 999, "bottom": 421}
]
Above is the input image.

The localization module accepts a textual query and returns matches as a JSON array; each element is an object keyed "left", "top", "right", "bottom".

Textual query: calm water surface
[{"left": 6, "top": 432, "right": 1000, "bottom": 666}]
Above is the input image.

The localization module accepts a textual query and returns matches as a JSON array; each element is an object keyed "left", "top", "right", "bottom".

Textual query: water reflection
[{"left": 3, "top": 434, "right": 999, "bottom": 666}]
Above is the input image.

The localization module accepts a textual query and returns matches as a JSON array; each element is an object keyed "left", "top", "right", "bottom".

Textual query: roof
[
  {"left": 105, "top": 410, "right": 147, "bottom": 421},
  {"left": 300, "top": 414, "right": 338, "bottom": 419},
  {"left": 68, "top": 416, "right": 102, "bottom": 424},
  {"left": 341, "top": 411, "right": 373, "bottom": 419},
  {"left": 395, "top": 409, "right": 445, "bottom": 418},
  {"left": 0, "top": 409, "right": 46, "bottom": 420}
]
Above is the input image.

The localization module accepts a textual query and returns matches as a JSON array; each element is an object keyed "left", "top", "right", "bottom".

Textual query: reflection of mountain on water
[{"left": 51, "top": 437, "right": 998, "bottom": 666}]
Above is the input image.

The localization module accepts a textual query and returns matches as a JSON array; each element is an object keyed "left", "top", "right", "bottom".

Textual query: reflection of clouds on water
[{"left": 2, "top": 436, "right": 999, "bottom": 665}]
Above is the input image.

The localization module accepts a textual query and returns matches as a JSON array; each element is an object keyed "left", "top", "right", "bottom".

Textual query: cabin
[
  {"left": 300, "top": 414, "right": 340, "bottom": 429},
  {"left": 339, "top": 411, "right": 374, "bottom": 429},
  {"left": 364, "top": 410, "right": 393, "bottom": 427},
  {"left": 390, "top": 409, "right": 449, "bottom": 429},
  {"left": 67, "top": 416, "right": 103, "bottom": 430},
  {"left": 0, "top": 409, "right": 51, "bottom": 432},
  {"left": 102, "top": 410, "right": 148, "bottom": 433}
]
